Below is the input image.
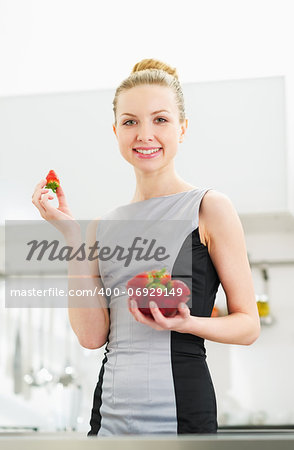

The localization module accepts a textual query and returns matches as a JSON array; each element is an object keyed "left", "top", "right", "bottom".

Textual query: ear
[
  {"left": 179, "top": 118, "right": 188, "bottom": 143},
  {"left": 113, "top": 123, "right": 117, "bottom": 138}
]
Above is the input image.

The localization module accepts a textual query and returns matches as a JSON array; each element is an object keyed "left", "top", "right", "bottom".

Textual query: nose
[{"left": 136, "top": 122, "right": 154, "bottom": 142}]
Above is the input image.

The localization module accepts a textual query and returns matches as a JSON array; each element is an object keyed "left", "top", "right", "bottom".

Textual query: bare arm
[
  {"left": 128, "top": 190, "right": 261, "bottom": 345},
  {"left": 66, "top": 218, "right": 110, "bottom": 349},
  {"left": 187, "top": 190, "right": 261, "bottom": 345},
  {"left": 32, "top": 179, "right": 109, "bottom": 349}
]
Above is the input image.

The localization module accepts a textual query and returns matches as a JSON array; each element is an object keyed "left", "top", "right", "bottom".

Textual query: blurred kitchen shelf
[
  {"left": 0, "top": 426, "right": 38, "bottom": 434},
  {"left": 218, "top": 424, "right": 294, "bottom": 434},
  {"left": 239, "top": 212, "right": 294, "bottom": 233}
]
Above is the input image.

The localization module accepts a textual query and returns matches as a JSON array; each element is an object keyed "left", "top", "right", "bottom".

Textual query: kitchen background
[{"left": 1, "top": 0, "right": 294, "bottom": 434}]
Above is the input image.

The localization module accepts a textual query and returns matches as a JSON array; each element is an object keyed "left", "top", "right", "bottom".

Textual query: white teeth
[{"left": 134, "top": 148, "right": 162, "bottom": 154}]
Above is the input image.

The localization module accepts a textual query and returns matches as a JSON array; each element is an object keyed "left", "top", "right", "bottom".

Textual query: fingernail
[
  {"left": 149, "top": 301, "right": 157, "bottom": 308},
  {"left": 180, "top": 303, "right": 187, "bottom": 309},
  {"left": 130, "top": 300, "right": 136, "bottom": 308}
]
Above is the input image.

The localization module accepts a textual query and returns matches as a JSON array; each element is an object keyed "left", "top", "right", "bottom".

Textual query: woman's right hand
[{"left": 32, "top": 178, "right": 80, "bottom": 237}]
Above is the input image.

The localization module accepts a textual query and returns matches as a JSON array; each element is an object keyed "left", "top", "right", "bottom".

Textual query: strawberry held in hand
[
  {"left": 126, "top": 271, "right": 154, "bottom": 317},
  {"left": 127, "top": 268, "right": 190, "bottom": 318},
  {"left": 150, "top": 268, "right": 171, "bottom": 285},
  {"left": 45, "top": 170, "right": 60, "bottom": 194},
  {"left": 126, "top": 271, "right": 153, "bottom": 289}
]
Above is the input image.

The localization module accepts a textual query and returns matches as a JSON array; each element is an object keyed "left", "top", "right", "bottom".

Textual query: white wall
[
  {"left": 1, "top": 0, "right": 294, "bottom": 213},
  {"left": 0, "top": 0, "right": 293, "bottom": 96},
  {"left": 0, "top": 76, "right": 290, "bottom": 230}
]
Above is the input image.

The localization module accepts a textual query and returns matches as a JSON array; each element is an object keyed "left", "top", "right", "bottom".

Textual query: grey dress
[{"left": 87, "top": 187, "right": 221, "bottom": 435}]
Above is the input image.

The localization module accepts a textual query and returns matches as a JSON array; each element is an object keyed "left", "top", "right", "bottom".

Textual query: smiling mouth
[{"left": 133, "top": 148, "right": 163, "bottom": 155}]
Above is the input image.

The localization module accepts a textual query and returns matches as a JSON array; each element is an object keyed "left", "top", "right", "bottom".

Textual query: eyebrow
[{"left": 120, "top": 109, "right": 171, "bottom": 118}]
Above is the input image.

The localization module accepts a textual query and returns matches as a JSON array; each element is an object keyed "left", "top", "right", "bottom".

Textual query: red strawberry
[
  {"left": 159, "top": 296, "right": 181, "bottom": 317},
  {"left": 144, "top": 283, "right": 167, "bottom": 317},
  {"left": 161, "top": 279, "right": 190, "bottom": 317},
  {"left": 157, "top": 280, "right": 190, "bottom": 317},
  {"left": 126, "top": 271, "right": 153, "bottom": 290},
  {"left": 135, "top": 281, "right": 167, "bottom": 317},
  {"left": 127, "top": 269, "right": 191, "bottom": 318},
  {"left": 169, "top": 279, "right": 191, "bottom": 298},
  {"left": 137, "top": 295, "right": 154, "bottom": 318},
  {"left": 149, "top": 268, "right": 171, "bottom": 285},
  {"left": 45, "top": 170, "right": 60, "bottom": 194},
  {"left": 127, "top": 271, "right": 153, "bottom": 307},
  {"left": 147, "top": 282, "right": 168, "bottom": 302}
]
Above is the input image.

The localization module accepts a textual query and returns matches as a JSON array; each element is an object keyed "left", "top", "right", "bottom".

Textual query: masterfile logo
[{"left": 4, "top": 219, "right": 193, "bottom": 308}]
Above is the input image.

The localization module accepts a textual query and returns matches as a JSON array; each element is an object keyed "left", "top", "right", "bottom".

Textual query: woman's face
[{"left": 113, "top": 85, "right": 187, "bottom": 171}]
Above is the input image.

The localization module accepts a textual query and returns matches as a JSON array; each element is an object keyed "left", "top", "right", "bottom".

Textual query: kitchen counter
[{"left": 0, "top": 430, "right": 294, "bottom": 450}]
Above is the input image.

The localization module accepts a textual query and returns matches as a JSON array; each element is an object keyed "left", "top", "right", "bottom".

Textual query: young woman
[{"left": 32, "top": 58, "right": 260, "bottom": 436}]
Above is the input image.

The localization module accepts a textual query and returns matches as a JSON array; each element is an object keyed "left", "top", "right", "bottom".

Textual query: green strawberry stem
[
  {"left": 147, "top": 283, "right": 167, "bottom": 291},
  {"left": 157, "top": 268, "right": 167, "bottom": 276},
  {"left": 46, "top": 181, "right": 59, "bottom": 193},
  {"left": 166, "top": 281, "right": 173, "bottom": 292},
  {"left": 148, "top": 267, "right": 167, "bottom": 280},
  {"left": 146, "top": 268, "right": 172, "bottom": 291}
]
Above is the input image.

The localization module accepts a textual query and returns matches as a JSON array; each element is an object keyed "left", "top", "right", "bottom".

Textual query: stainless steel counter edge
[{"left": 0, "top": 432, "right": 294, "bottom": 450}]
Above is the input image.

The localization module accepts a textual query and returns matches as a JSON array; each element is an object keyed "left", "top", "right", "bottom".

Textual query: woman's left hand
[{"left": 127, "top": 298, "right": 192, "bottom": 333}]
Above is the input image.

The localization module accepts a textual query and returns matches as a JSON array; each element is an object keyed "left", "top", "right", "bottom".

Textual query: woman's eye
[{"left": 123, "top": 118, "right": 167, "bottom": 126}]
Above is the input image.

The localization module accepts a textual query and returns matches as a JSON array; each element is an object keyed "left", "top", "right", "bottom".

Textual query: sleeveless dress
[{"left": 87, "top": 187, "right": 221, "bottom": 436}]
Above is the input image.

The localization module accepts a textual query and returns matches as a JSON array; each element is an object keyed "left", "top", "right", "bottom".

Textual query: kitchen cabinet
[{"left": 181, "top": 76, "right": 293, "bottom": 217}]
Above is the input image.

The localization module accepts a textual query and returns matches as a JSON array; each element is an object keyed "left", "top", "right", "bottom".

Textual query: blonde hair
[{"left": 113, "top": 58, "right": 186, "bottom": 126}]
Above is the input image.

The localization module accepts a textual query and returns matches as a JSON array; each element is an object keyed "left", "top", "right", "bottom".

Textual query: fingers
[
  {"left": 128, "top": 299, "right": 164, "bottom": 331},
  {"left": 148, "top": 302, "right": 172, "bottom": 329},
  {"left": 128, "top": 298, "right": 136, "bottom": 314},
  {"left": 128, "top": 299, "right": 158, "bottom": 323},
  {"left": 32, "top": 178, "right": 47, "bottom": 195},
  {"left": 39, "top": 192, "right": 55, "bottom": 212},
  {"left": 32, "top": 179, "right": 54, "bottom": 217},
  {"left": 55, "top": 185, "right": 69, "bottom": 209},
  {"left": 32, "top": 179, "right": 49, "bottom": 216},
  {"left": 32, "top": 179, "right": 47, "bottom": 201},
  {"left": 127, "top": 297, "right": 190, "bottom": 333},
  {"left": 177, "top": 302, "right": 190, "bottom": 317}
]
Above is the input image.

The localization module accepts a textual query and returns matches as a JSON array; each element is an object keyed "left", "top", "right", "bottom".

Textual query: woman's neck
[{"left": 130, "top": 180, "right": 197, "bottom": 203}]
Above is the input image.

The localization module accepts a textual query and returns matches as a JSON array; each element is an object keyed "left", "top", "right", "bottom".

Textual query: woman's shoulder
[
  {"left": 199, "top": 189, "right": 239, "bottom": 245},
  {"left": 201, "top": 188, "right": 233, "bottom": 207}
]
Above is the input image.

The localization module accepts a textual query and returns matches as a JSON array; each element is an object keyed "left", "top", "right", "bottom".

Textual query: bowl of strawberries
[{"left": 126, "top": 268, "right": 191, "bottom": 318}]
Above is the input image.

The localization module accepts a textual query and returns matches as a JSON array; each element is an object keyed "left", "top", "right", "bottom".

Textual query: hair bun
[{"left": 131, "top": 58, "right": 179, "bottom": 80}]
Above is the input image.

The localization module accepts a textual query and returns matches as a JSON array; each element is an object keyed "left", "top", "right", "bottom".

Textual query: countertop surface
[{"left": 1, "top": 430, "right": 294, "bottom": 450}]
